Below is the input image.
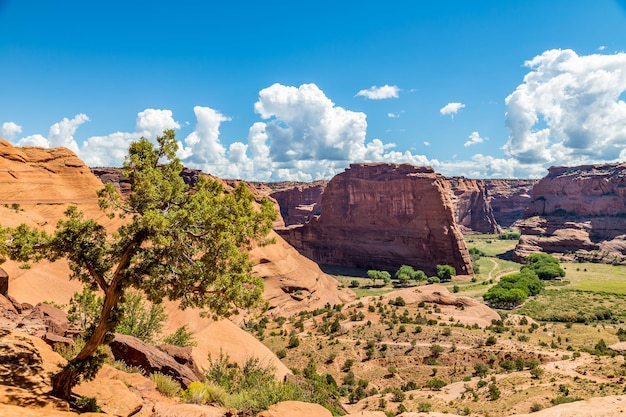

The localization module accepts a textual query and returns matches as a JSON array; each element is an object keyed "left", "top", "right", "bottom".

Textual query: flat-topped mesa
[
  {"left": 277, "top": 163, "right": 473, "bottom": 276},
  {"left": 514, "top": 163, "right": 626, "bottom": 262}
]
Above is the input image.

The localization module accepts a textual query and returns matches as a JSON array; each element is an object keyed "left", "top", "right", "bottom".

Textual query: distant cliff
[
  {"left": 268, "top": 177, "right": 535, "bottom": 234},
  {"left": 484, "top": 179, "right": 537, "bottom": 228},
  {"left": 514, "top": 164, "right": 626, "bottom": 263},
  {"left": 276, "top": 163, "right": 473, "bottom": 276},
  {"left": 447, "top": 177, "right": 501, "bottom": 234}
]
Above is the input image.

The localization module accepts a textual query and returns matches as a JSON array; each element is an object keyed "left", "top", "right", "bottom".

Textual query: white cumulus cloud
[
  {"left": 0, "top": 122, "right": 22, "bottom": 139},
  {"left": 356, "top": 84, "right": 400, "bottom": 100},
  {"left": 503, "top": 48, "right": 626, "bottom": 166},
  {"left": 440, "top": 102, "right": 465, "bottom": 117},
  {"left": 464, "top": 131, "right": 485, "bottom": 147}
]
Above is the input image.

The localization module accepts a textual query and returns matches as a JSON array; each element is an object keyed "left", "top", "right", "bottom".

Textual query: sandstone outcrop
[
  {"left": 277, "top": 163, "right": 473, "bottom": 276},
  {"left": 268, "top": 181, "right": 327, "bottom": 226},
  {"left": 514, "top": 164, "right": 626, "bottom": 262},
  {"left": 484, "top": 179, "right": 536, "bottom": 228},
  {"left": 447, "top": 177, "right": 501, "bottom": 234},
  {"left": 109, "top": 333, "right": 201, "bottom": 388},
  {"left": 265, "top": 177, "right": 535, "bottom": 235}
]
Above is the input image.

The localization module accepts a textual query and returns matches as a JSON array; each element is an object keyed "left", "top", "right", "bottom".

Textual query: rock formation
[
  {"left": 277, "top": 163, "right": 473, "bottom": 276},
  {"left": 264, "top": 177, "right": 535, "bottom": 235},
  {"left": 268, "top": 181, "right": 327, "bottom": 226},
  {"left": 484, "top": 179, "right": 536, "bottom": 228},
  {"left": 514, "top": 164, "right": 626, "bottom": 262},
  {"left": 447, "top": 177, "right": 501, "bottom": 234}
]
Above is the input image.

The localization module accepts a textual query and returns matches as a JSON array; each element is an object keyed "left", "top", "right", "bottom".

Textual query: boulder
[
  {"left": 74, "top": 365, "right": 144, "bottom": 417},
  {"left": 157, "top": 344, "right": 203, "bottom": 381},
  {"left": 109, "top": 333, "right": 200, "bottom": 388},
  {"left": 22, "top": 303, "right": 69, "bottom": 337},
  {"left": 0, "top": 267, "right": 8, "bottom": 296},
  {"left": 277, "top": 163, "right": 473, "bottom": 276}
]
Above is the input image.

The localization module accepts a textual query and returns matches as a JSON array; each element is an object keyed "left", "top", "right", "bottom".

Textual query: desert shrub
[
  {"left": 74, "top": 396, "right": 101, "bottom": 413},
  {"left": 485, "top": 335, "right": 498, "bottom": 346},
  {"left": 530, "top": 403, "right": 543, "bottom": 412},
  {"left": 474, "top": 363, "right": 489, "bottom": 377},
  {"left": 110, "top": 360, "right": 145, "bottom": 375},
  {"left": 418, "top": 401, "right": 432, "bottom": 412},
  {"left": 425, "top": 378, "right": 447, "bottom": 390},
  {"left": 391, "top": 296, "right": 406, "bottom": 306},
  {"left": 276, "top": 349, "right": 287, "bottom": 359},
  {"left": 349, "top": 280, "right": 360, "bottom": 288},
  {"left": 390, "top": 388, "right": 406, "bottom": 402},
  {"left": 288, "top": 335, "right": 300, "bottom": 348},
  {"left": 488, "top": 383, "right": 500, "bottom": 400},
  {"left": 163, "top": 325, "right": 196, "bottom": 347},
  {"left": 150, "top": 372, "right": 181, "bottom": 397},
  {"left": 551, "top": 396, "right": 583, "bottom": 405},
  {"left": 181, "top": 381, "right": 227, "bottom": 405}
]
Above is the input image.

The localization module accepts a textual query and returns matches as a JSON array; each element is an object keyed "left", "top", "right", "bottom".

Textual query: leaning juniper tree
[{"left": 0, "top": 130, "right": 276, "bottom": 400}]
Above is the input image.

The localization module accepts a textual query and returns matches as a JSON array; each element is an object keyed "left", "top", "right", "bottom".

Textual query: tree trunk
[{"left": 50, "top": 286, "right": 122, "bottom": 400}]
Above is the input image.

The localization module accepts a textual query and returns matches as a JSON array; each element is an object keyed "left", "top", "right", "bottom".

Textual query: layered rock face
[
  {"left": 514, "top": 164, "right": 626, "bottom": 262},
  {"left": 484, "top": 179, "right": 536, "bottom": 228},
  {"left": 447, "top": 177, "right": 501, "bottom": 234},
  {"left": 277, "top": 163, "right": 473, "bottom": 276},
  {"left": 269, "top": 181, "right": 327, "bottom": 226},
  {"left": 266, "top": 177, "right": 535, "bottom": 234}
]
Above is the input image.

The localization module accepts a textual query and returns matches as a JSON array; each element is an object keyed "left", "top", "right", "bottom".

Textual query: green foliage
[
  {"left": 116, "top": 291, "right": 166, "bottom": 344},
  {"left": 0, "top": 130, "right": 276, "bottom": 399},
  {"left": 367, "top": 270, "right": 391, "bottom": 286},
  {"left": 288, "top": 335, "right": 300, "bottom": 348},
  {"left": 488, "top": 383, "right": 501, "bottom": 400},
  {"left": 436, "top": 264, "right": 456, "bottom": 282},
  {"left": 551, "top": 396, "right": 583, "bottom": 405},
  {"left": 391, "top": 296, "right": 406, "bottom": 306},
  {"left": 73, "top": 396, "right": 101, "bottom": 413},
  {"left": 150, "top": 372, "right": 181, "bottom": 397},
  {"left": 163, "top": 325, "right": 197, "bottom": 347},
  {"left": 417, "top": 402, "right": 432, "bottom": 412},
  {"left": 483, "top": 269, "right": 544, "bottom": 308},
  {"left": 203, "top": 351, "right": 342, "bottom": 415},
  {"left": 425, "top": 378, "right": 447, "bottom": 390},
  {"left": 349, "top": 279, "right": 360, "bottom": 288},
  {"left": 498, "top": 231, "right": 521, "bottom": 240},
  {"left": 67, "top": 286, "right": 102, "bottom": 334},
  {"left": 181, "top": 381, "right": 228, "bottom": 406},
  {"left": 523, "top": 253, "right": 566, "bottom": 280},
  {"left": 530, "top": 403, "right": 544, "bottom": 412}
]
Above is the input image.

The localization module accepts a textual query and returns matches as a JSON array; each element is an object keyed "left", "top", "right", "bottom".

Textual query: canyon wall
[
  {"left": 514, "top": 164, "right": 626, "bottom": 263},
  {"left": 447, "top": 177, "right": 501, "bottom": 234},
  {"left": 484, "top": 179, "right": 537, "bottom": 228},
  {"left": 276, "top": 163, "right": 473, "bottom": 276},
  {"left": 268, "top": 177, "right": 535, "bottom": 234}
]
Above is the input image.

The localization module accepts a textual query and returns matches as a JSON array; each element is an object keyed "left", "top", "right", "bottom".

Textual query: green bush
[
  {"left": 425, "top": 378, "right": 447, "bottom": 390},
  {"left": 163, "top": 325, "right": 197, "bottom": 347},
  {"left": 150, "top": 372, "right": 181, "bottom": 397},
  {"left": 181, "top": 381, "right": 228, "bottom": 405}
]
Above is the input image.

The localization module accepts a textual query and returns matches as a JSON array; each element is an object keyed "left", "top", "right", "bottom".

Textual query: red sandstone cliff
[
  {"left": 447, "top": 177, "right": 501, "bottom": 234},
  {"left": 514, "top": 164, "right": 626, "bottom": 263},
  {"left": 268, "top": 181, "right": 327, "bottom": 226},
  {"left": 266, "top": 178, "right": 534, "bottom": 234},
  {"left": 484, "top": 179, "right": 537, "bottom": 228},
  {"left": 276, "top": 163, "right": 473, "bottom": 276}
]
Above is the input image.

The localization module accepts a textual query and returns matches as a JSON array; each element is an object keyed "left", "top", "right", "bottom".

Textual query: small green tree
[
  {"left": 395, "top": 264, "right": 417, "bottom": 286},
  {"left": 436, "top": 265, "right": 456, "bottom": 282},
  {"left": 163, "top": 325, "right": 197, "bottom": 347},
  {"left": 0, "top": 130, "right": 276, "bottom": 400}
]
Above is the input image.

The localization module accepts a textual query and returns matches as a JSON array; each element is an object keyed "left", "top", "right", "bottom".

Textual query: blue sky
[{"left": 2, "top": 0, "right": 626, "bottom": 181}]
